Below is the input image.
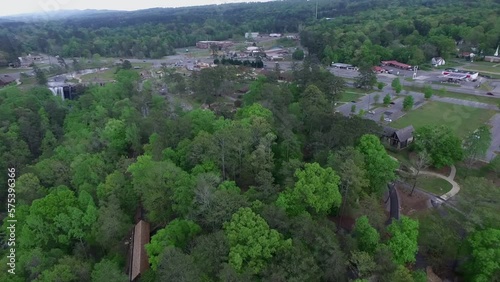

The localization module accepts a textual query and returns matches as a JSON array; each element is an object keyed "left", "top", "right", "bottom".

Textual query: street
[{"left": 487, "top": 114, "right": 500, "bottom": 161}]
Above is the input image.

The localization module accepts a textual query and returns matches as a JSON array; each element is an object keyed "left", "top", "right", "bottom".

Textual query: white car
[
  {"left": 368, "top": 110, "right": 375, "bottom": 114},
  {"left": 384, "top": 117, "right": 392, "bottom": 122}
]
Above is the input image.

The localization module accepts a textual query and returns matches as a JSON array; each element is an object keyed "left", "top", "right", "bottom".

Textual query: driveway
[{"left": 486, "top": 114, "right": 500, "bottom": 161}]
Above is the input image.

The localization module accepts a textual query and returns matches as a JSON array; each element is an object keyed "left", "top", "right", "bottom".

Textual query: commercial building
[
  {"left": 331, "top": 63, "right": 357, "bottom": 70},
  {"left": 245, "top": 32, "right": 259, "bottom": 39},
  {"left": 381, "top": 60, "right": 413, "bottom": 70},
  {"left": 196, "top": 41, "right": 233, "bottom": 49},
  {"left": 442, "top": 70, "right": 478, "bottom": 80}
]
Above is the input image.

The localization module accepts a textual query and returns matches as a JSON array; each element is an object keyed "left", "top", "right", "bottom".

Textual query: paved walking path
[
  {"left": 390, "top": 154, "right": 461, "bottom": 200},
  {"left": 419, "top": 165, "right": 460, "bottom": 201}
]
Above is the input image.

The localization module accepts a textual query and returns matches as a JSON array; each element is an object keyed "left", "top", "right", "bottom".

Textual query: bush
[
  {"left": 292, "top": 49, "right": 305, "bottom": 60},
  {"left": 424, "top": 85, "right": 433, "bottom": 99},
  {"left": 383, "top": 94, "right": 391, "bottom": 106},
  {"left": 403, "top": 95, "right": 414, "bottom": 111}
]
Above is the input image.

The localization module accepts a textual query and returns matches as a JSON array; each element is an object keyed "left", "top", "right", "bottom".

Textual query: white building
[
  {"left": 431, "top": 57, "right": 445, "bottom": 67},
  {"left": 245, "top": 32, "right": 259, "bottom": 39}
]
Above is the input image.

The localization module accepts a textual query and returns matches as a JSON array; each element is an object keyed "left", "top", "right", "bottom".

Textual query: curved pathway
[
  {"left": 419, "top": 165, "right": 460, "bottom": 201},
  {"left": 390, "top": 154, "right": 461, "bottom": 200}
]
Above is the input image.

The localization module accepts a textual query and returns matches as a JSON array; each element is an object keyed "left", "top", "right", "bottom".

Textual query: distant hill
[
  {"left": 0, "top": 0, "right": 498, "bottom": 63},
  {"left": 0, "top": 9, "right": 119, "bottom": 22}
]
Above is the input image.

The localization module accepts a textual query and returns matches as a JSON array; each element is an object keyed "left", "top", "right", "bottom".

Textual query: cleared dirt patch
[{"left": 396, "top": 183, "right": 432, "bottom": 216}]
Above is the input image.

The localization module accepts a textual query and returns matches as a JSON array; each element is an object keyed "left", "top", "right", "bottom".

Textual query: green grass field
[
  {"left": 404, "top": 85, "right": 499, "bottom": 104},
  {"left": 0, "top": 67, "right": 29, "bottom": 75},
  {"left": 417, "top": 175, "right": 452, "bottom": 195},
  {"left": 437, "top": 90, "right": 499, "bottom": 104},
  {"left": 339, "top": 91, "right": 365, "bottom": 102},
  {"left": 462, "top": 61, "right": 500, "bottom": 74},
  {"left": 434, "top": 60, "right": 465, "bottom": 70},
  {"left": 390, "top": 101, "right": 496, "bottom": 137}
]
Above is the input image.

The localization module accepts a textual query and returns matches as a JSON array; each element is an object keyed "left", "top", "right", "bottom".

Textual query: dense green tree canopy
[
  {"left": 356, "top": 134, "right": 398, "bottom": 194},
  {"left": 223, "top": 207, "right": 291, "bottom": 273},
  {"left": 413, "top": 125, "right": 464, "bottom": 168},
  {"left": 276, "top": 162, "right": 342, "bottom": 216},
  {"left": 465, "top": 228, "right": 500, "bottom": 281},
  {"left": 354, "top": 215, "right": 380, "bottom": 254},
  {"left": 146, "top": 219, "right": 202, "bottom": 270},
  {"left": 386, "top": 216, "right": 420, "bottom": 265}
]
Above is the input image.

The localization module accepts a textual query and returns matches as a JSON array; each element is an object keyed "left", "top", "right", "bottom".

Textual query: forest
[
  {"left": 0, "top": 55, "right": 499, "bottom": 281},
  {"left": 1, "top": 0, "right": 499, "bottom": 64},
  {"left": 0, "top": 0, "right": 499, "bottom": 281}
]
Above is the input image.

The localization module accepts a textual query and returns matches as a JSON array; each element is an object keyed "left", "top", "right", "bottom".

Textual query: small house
[
  {"left": 431, "top": 57, "right": 445, "bottom": 67},
  {"left": 382, "top": 125, "right": 415, "bottom": 149},
  {"left": 0, "top": 75, "right": 15, "bottom": 87}
]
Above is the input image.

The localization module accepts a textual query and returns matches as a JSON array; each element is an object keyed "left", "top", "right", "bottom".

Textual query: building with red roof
[{"left": 381, "top": 60, "right": 413, "bottom": 70}]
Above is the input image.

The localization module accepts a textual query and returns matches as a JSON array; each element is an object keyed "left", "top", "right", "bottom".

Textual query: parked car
[
  {"left": 486, "top": 92, "right": 494, "bottom": 96},
  {"left": 351, "top": 100, "right": 356, "bottom": 103},
  {"left": 384, "top": 117, "right": 392, "bottom": 122},
  {"left": 368, "top": 110, "right": 375, "bottom": 114},
  {"left": 390, "top": 102, "right": 395, "bottom": 105}
]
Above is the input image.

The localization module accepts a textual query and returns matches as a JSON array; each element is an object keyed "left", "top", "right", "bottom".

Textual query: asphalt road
[
  {"left": 330, "top": 68, "right": 500, "bottom": 98},
  {"left": 486, "top": 114, "right": 500, "bottom": 161}
]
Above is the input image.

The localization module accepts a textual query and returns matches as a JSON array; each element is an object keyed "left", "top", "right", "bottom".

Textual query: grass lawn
[
  {"left": 430, "top": 81, "right": 461, "bottom": 87},
  {"left": 390, "top": 101, "right": 496, "bottom": 137},
  {"left": 339, "top": 91, "right": 365, "bottom": 102},
  {"left": 462, "top": 62, "right": 500, "bottom": 75},
  {"left": 131, "top": 62, "right": 153, "bottom": 69},
  {"left": 345, "top": 87, "right": 375, "bottom": 94},
  {"left": 387, "top": 150, "right": 411, "bottom": 166},
  {"left": 404, "top": 85, "right": 499, "bottom": 104},
  {"left": 437, "top": 90, "right": 499, "bottom": 104},
  {"left": 434, "top": 60, "right": 465, "bottom": 70},
  {"left": 0, "top": 67, "right": 28, "bottom": 74},
  {"left": 417, "top": 175, "right": 452, "bottom": 195}
]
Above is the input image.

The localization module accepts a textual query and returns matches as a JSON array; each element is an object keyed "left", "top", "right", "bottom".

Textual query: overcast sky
[{"left": 0, "top": 0, "right": 273, "bottom": 17}]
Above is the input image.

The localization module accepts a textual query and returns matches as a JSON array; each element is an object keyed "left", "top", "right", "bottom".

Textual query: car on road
[
  {"left": 389, "top": 102, "right": 395, "bottom": 105},
  {"left": 384, "top": 117, "right": 392, "bottom": 122},
  {"left": 486, "top": 92, "right": 494, "bottom": 96},
  {"left": 351, "top": 100, "right": 356, "bottom": 103},
  {"left": 368, "top": 110, "right": 375, "bottom": 114}
]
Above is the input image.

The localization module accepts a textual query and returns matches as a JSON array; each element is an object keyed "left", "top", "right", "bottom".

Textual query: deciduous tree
[
  {"left": 463, "top": 125, "right": 491, "bottom": 171},
  {"left": 276, "top": 163, "right": 342, "bottom": 216},
  {"left": 356, "top": 134, "right": 398, "bottom": 194},
  {"left": 223, "top": 207, "right": 291, "bottom": 273},
  {"left": 413, "top": 125, "right": 463, "bottom": 168},
  {"left": 146, "top": 219, "right": 202, "bottom": 270},
  {"left": 353, "top": 216, "right": 380, "bottom": 254},
  {"left": 355, "top": 64, "right": 377, "bottom": 90},
  {"left": 383, "top": 94, "right": 391, "bottom": 106},
  {"left": 402, "top": 95, "right": 414, "bottom": 111},
  {"left": 465, "top": 228, "right": 500, "bottom": 281},
  {"left": 386, "top": 216, "right": 419, "bottom": 265}
]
